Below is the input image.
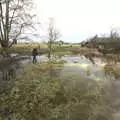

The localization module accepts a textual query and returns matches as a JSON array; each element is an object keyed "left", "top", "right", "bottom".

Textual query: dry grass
[
  {"left": 104, "top": 64, "right": 120, "bottom": 78},
  {"left": 71, "top": 47, "right": 103, "bottom": 57},
  {"left": 8, "top": 43, "right": 48, "bottom": 54}
]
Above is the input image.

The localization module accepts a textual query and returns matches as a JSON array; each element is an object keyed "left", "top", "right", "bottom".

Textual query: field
[
  {"left": 8, "top": 43, "right": 48, "bottom": 54},
  {"left": 1, "top": 43, "right": 80, "bottom": 55}
]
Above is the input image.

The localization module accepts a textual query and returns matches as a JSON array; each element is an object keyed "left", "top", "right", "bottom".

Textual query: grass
[
  {"left": 1, "top": 42, "right": 120, "bottom": 57},
  {"left": 104, "top": 64, "right": 120, "bottom": 78},
  {"left": 0, "top": 43, "right": 78, "bottom": 55},
  {"left": 1, "top": 42, "right": 102, "bottom": 57},
  {"left": 7, "top": 43, "right": 47, "bottom": 54},
  {"left": 0, "top": 61, "right": 112, "bottom": 120},
  {"left": 54, "top": 51, "right": 72, "bottom": 56}
]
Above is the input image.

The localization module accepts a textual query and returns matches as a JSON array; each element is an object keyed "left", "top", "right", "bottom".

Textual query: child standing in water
[{"left": 32, "top": 48, "right": 38, "bottom": 64}]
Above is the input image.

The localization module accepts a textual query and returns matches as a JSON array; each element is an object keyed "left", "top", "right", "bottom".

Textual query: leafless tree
[
  {"left": 47, "top": 18, "right": 60, "bottom": 59},
  {"left": 110, "top": 28, "right": 120, "bottom": 39},
  {"left": 0, "top": 0, "right": 35, "bottom": 49}
]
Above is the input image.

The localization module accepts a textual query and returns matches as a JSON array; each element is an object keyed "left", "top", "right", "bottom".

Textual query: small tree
[
  {"left": 58, "top": 40, "right": 64, "bottom": 47},
  {"left": 47, "top": 18, "right": 60, "bottom": 59}
]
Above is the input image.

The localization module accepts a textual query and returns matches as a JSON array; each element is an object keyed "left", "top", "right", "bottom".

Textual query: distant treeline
[{"left": 81, "top": 30, "right": 120, "bottom": 53}]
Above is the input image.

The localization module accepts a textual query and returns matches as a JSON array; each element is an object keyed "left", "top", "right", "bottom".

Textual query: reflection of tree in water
[
  {"left": 2, "top": 68, "right": 16, "bottom": 80},
  {"left": 84, "top": 55, "right": 95, "bottom": 64},
  {"left": 0, "top": 57, "right": 21, "bottom": 80},
  {"left": 0, "top": 60, "right": 18, "bottom": 120}
]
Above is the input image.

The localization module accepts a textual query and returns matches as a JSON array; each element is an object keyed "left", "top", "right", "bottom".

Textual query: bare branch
[
  {"left": 0, "top": 0, "right": 36, "bottom": 49},
  {"left": 14, "top": 23, "right": 23, "bottom": 39},
  {"left": 5, "top": 0, "right": 10, "bottom": 41},
  {"left": 9, "top": 0, "right": 20, "bottom": 33}
]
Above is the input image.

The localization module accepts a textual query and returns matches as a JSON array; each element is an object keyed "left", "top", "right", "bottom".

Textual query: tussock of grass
[{"left": 104, "top": 64, "right": 120, "bottom": 78}]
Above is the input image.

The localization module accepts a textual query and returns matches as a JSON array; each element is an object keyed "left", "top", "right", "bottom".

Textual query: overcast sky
[{"left": 34, "top": 0, "right": 120, "bottom": 42}]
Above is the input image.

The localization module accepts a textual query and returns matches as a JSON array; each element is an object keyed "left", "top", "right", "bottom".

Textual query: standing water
[{"left": 0, "top": 54, "right": 120, "bottom": 120}]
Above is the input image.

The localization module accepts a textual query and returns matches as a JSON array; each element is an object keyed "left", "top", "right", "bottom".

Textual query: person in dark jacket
[{"left": 32, "top": 48, "right": 38, "bottom": 64}]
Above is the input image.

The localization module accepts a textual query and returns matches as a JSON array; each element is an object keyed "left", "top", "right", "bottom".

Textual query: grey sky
[{"left": 34, "top": 0, "right": 120, "bottom": 42}]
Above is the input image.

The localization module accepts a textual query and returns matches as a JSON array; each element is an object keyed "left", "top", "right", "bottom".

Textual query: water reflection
[
  {"left": 84, "top": 55, "right": 95, "bottom": 64},
  {"left": 1, "top": 68, "right": 16, "bottom": 80},
  {"left": 1, "top": 54, "right": 119, "bottom": 81},
  {"left": 32, "top": 54, "right": 120, "bottom": 81},
  {"left": 0, "top": 55, "right": 31, "bottom": 80}
]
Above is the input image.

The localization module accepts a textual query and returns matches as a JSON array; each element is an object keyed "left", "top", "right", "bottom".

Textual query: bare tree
[
  {"left": 0, "top": 0, "right": 35, "bottom": 49},
  {"left": 110, "top": 28, "right": 120, "bottom": 39},
  {"left": 47, "top": 18, "right": 60, "bottom": 59}
]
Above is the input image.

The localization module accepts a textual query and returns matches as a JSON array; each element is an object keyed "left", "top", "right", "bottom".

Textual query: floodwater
[
  {"left": 38, "top": 55, "right": 120, "bottom": 120},
  {"left": 0, "top": 54, "right": 120, "bottom": 119}
]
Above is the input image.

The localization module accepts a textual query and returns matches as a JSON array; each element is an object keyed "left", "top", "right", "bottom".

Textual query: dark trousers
[{"left": 33, "top": 56, "right": 37, "bottom": 64}]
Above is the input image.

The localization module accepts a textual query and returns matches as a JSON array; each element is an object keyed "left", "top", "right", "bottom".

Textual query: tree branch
[
  {"left": 9, "top": 0, "right": 20, "bottom": 33},
  {"left": 14, "top": 24, "right": 23, "bottom": 39},
  {"left": 5, "top": 0, "right": 10, "bottom": 42}
]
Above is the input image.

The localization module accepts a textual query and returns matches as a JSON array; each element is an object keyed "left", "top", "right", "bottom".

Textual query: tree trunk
[
  {"left": 5, "top": 0, "right": 10, "bottom": 42},
  {"left": 1, "top": 40, "right": 9, "bottom": 48}
]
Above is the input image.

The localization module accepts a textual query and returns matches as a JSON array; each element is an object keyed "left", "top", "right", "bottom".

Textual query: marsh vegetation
[
  {"left": 0, "top": 0, "right": 120, "bottom": 120},
  {"left": 0, "top": 51, "right": 120, "bottom": 120}
]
